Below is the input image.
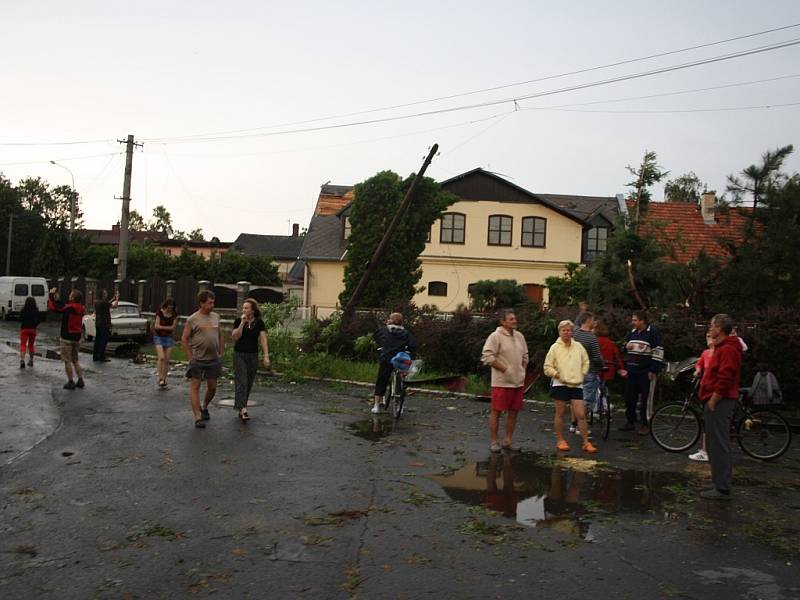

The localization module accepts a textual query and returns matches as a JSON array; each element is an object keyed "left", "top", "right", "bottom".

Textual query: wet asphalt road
[{"left": 1, "top": 320, "right": 799, "bottom": 599}]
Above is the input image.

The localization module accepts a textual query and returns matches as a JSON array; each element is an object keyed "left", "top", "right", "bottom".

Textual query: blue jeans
[{"left": 582, "top": 372, "right": 600, "bottom": 411}]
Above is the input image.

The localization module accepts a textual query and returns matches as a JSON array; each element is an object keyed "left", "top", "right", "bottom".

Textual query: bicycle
[
  {"left": 594, "top": 376, "right": 612, "bottom": 440},
  {"left": 584, "top": 369, "right": 612, "bottom": 440},
  {"left": 650, "top": 379, "right": 792, "bottom": 461},
  {"left": 383, "top": 366, "right": 407, "bottom": 420}
]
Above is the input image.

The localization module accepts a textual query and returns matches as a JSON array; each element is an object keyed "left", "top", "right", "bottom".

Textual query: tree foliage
[
  {"left": 664, "top": 171, "right": 706, "bottom": 203},
  {"left": 626, "top": 150, "right": 668, "bottom": 230},
  {"left": 339, "top": 171, "right": 455, "bottom": 309},
  {"left": 468, "top": 279, "right": 529, "bottom": 311}
]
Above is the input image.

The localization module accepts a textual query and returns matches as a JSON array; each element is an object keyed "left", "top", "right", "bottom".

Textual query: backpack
[{"left": 749, "top": 371, "right": 782, "bottom": 405}]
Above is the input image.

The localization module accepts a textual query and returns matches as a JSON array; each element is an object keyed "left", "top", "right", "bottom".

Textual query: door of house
[{"left": 523, "top": 283, "right": 544, "bottom": 304}]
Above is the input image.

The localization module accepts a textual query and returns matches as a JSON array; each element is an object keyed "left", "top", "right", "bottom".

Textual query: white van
[{"left": 0, "top": 276, "right": 49, "bottom": 319}]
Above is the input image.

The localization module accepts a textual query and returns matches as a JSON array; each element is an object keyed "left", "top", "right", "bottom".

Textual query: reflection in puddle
[
  {"left": 430, "top": 452, "right": 687, "bottom": 539},
  {"left": 348, "top": 417, "right": 395, "bottom": 441}
]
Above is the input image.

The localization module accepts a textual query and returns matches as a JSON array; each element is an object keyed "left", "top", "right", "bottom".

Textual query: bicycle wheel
[
  {"left": 737, "top": 409, "right": 792, "bottom": 460},
  {"left": 383, "top": 373, "right": 395, "bottom": 415},
  {"left": 392, "top": 372, "right": 405, "bottom": 420},
  {"left": 650, "top": 401, "right": 702, "bottom": 452},
  {"left": 598, "top": 388, "right": 611, "bottom": 440}
]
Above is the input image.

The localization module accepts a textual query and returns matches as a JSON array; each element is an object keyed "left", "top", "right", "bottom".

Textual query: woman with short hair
[{"left": 543, "top": 320, "right": 597, "bottom": 454}]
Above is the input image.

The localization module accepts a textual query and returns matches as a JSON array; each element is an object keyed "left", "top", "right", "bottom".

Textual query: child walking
[{"left": 19, "top": 297, "right": 43, "bottom": 368}]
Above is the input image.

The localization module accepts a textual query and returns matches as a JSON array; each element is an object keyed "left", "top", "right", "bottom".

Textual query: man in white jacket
[{"left": 481, "top": 309, "right": 529, "bottom": 453}]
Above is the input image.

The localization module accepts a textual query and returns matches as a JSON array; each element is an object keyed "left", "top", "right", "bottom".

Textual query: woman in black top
[
  {"left": 230, "top": 298, "right": 270, "bottom": 421},
  {"left": 19, "top": 297, "right": 42, "bottom": 368}
]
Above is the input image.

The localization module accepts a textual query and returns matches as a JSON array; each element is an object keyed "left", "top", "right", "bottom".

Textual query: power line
[
  {"left": 149, "top": 37, "right": 800, "bottom": 145},
  {"left": 143, "top": 22, "right": 800, "bottom": 143},
  {"left": 533, "top": 73, "right": 800, "bottom": 109},
  {"left": 0, "top": 138, "right": 116, "bottom": 147},
  {"left": 523, "top": 100, "right": 800, "bottom": 114},
  {"left": 0, "top": 151, "right": 123, "bottom": 167}
]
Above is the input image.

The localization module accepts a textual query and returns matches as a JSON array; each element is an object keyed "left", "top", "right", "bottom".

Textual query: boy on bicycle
[{"left": 372, "top": 313, "right": 417, "bottom": 414}]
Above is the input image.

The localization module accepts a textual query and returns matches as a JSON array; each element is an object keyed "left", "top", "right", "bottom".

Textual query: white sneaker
[
  {"left": 371, "top": 405, "right": 381, "bottom": 414},
  {"left": 689, "top": 449, "right": 709, "bottom": 462},
  {"left": 569, "top": 424, "right": 577, "bottom": 434}
]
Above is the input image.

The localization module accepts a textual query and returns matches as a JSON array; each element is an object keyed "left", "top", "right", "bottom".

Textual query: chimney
[
  {"left": 700, "top": 191, "right": 716, "bottom": 224},
  {"left": 292, "top": 223, "right": 299, "bottom": 237}
]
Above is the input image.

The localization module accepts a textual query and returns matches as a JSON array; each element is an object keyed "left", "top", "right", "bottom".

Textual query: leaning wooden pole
[{"left": 341, "top": 144, "right": 439, "bottom": 326}]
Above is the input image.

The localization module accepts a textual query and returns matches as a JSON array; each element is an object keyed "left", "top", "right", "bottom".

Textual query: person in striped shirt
[{"left": 620, "top": 310, "right": 664, "bottom": 435}]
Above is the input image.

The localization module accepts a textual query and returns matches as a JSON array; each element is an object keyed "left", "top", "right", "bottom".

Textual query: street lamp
[{"left": 49, "top": 160, "right": 76, "bottom": 234}]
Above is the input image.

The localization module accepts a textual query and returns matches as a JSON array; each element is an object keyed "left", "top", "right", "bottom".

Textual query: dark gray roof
[
  {"left": 232, "top": 233, "right": 304, "bottom": 259},
  {"left": 536, "top": 194, "right": 620, "bottom": 224},
  {"left": 287, "top": 258, "right": 306, "bottom": 282},
  {"left": 298, "top": 214, "right": 347, "bottom": 261},
  {"left": 441, "top": 168, "right": 620, "bottom": 225}
]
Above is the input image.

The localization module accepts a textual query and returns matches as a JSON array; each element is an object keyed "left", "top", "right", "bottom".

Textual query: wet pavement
[{"left": 1, "top": 319, "right": 800, "bottom": 599}]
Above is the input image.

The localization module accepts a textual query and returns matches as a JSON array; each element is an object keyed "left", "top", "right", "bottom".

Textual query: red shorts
[
  {"left": 20, "top": 328, "right": 37, "bottom": 353},
  {"left": 491, "top": 386, "right": 524, "bottom": 412}
]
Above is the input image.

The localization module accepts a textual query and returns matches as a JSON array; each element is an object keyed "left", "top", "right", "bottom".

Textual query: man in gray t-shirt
[{"left": 181, "top": 290, "right": 224, "bottom": 428}]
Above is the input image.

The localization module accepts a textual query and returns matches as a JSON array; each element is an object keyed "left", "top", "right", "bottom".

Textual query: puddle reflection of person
[
  {"left": 485, "top": 453, "right": 518, "bottom": 518},
  {"left": 537, "top": 467, "right": 589, "bottom": 537}
]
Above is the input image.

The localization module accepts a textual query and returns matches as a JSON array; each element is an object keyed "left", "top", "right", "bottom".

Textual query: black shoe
[
  {"left": 64, "top": 381, "right": 76, "bottom": 390},
  {"left": 618, "top": 422, "right": 636, "bottom": 432},
  {"left": 201, "top": 408, "right": 210, "bottom": 421},
  {"left": 27, "top": 360, "right": 33, "bottom": 367},
  {"left": 20, "top": 361, "right": 25, "bottom": 369},
  {"left": 76, "top": 379, "right": 85, "bottom": 389}
]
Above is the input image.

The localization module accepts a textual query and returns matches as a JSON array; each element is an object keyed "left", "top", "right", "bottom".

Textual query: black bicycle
[
  {"left": 650, "top": 384, "right": 792, "bottom": 461},
  {"left": 383, "top": 366, "right": 407, "bottom": 420}
]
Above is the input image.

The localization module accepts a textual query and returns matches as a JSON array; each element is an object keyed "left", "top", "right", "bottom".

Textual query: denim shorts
[
  {"left": 582, "top": 372, "right": 600, "bottom": 408},
  {"left": 153, "top": 335, "right": 174, "bottom": 348}
]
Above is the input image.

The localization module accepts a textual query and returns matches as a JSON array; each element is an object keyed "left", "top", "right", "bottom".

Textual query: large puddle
[{"left": 430, "top": 452, "right": 688, "bottom": 540}]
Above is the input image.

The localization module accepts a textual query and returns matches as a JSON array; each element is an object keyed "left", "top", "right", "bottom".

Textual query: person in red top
[
  {"left": 48, "top": 288, "right": 86, "bottom": 390},
  {"left": 593, "top": 320, "right": 626, "bottom": 382},
  {"left": 698, "top": 314, "right": 742, "bottom": 500}
]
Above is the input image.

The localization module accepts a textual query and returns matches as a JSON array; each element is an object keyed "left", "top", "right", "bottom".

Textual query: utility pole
[
  {"left": 5, "top": 215, "right": 12, "bottom": 276},
  {"left": 116, "top": 134, "right": 142, "bottom": 280},
  {"left": 341, "top": 143, "right": 439, "bottom": 326}
]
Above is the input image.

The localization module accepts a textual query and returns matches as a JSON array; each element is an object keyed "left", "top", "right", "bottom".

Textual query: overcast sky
[{"left": 2, "top": 1, "right": 800, "bottom": 241}]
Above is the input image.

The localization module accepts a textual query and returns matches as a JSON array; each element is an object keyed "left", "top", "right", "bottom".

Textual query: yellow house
[{"left": 298, "top": 170, "right": 621, "bottom": 318}]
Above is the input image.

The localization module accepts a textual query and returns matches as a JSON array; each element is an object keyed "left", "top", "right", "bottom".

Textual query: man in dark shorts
[
  {"left": 181, "top": 290, "right": 224, "bottom": 428},
  {"left": 92, "top": 289, "right": 119, "bottom": 362},
  {"left": 481, "top": 309, "right": 529, "bottom": 453},
  {"left": 48, "top": 288, "right": 86, "bottom": 390}
]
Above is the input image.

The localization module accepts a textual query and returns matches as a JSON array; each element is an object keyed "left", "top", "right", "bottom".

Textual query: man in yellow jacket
[
  {"left": 543, "top": 320, "right": 597, "bottom": 454},
  {"left": 481, "top": 309, "right": 529, "bottom": 453}
]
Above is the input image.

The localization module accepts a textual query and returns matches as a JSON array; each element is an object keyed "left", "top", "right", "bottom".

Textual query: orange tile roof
[{"left": 630, "top": 201, "right": 752, "bottom": 263}]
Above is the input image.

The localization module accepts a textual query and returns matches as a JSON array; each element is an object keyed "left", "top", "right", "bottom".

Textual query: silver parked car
[{"left": 82, "top": 301, "right": 150, "bottom": 343}]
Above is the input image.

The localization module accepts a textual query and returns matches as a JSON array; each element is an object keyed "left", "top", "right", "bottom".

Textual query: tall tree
[
  {"left": 123, "top": 210, "right": 147, "bottom": 231},
  {"left": 664, "top": 171, "right": 706, "bottom": 203},
  {"left": 339, "top": 171, "right": 455, "bottom": 309},
  {"left": 150, "top": 205, "right": 174, "bottom": 236},
  {"left": 727, "top": 144, "right": 793, "bottom": 216},
  {"left": 626, "top": 151, "right": 669, "bottom": 231}
]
